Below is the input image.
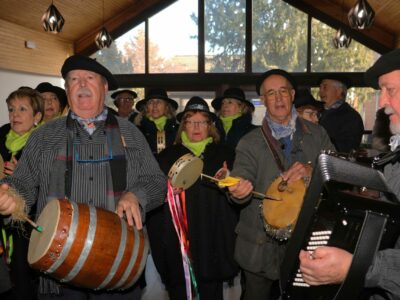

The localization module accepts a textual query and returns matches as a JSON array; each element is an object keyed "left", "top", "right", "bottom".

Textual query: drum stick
[
  {"left": 200, "top": 173, "right": 281, "bottom": 201},
  {"left": 24, "top": 216, "right": 43, "bottom": 232}
]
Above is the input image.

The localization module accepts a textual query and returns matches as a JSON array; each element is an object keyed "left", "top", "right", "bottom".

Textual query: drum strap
[
  {"left": 64, "top": 109, "right": 127, "bottom": 199},
  {"left": 261, "top": 120, "right": 285, "bottom": 172}
]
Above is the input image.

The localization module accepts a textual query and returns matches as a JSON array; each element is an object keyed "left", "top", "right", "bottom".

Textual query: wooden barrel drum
[{"left": 28, "top": 199, "right": 149, "bottom": 291}]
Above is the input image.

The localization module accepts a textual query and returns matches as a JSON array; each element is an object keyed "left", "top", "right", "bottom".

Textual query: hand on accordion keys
[{"left": 299, "top": 247, "right": 353, "bottom": 286}]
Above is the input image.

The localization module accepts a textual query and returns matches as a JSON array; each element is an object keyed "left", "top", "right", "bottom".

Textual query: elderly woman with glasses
[
  {"left": 0, "top": 87, "right": 43, "bottom": 300},
  {"left": 294, "top": 89, "right": 323, "bottom": 124},
  {"left": 152, "top": 96, "right": 239, "bottom": 300},
  {"left": 111, "top": 89, "right": 139, "bottom": 121}
]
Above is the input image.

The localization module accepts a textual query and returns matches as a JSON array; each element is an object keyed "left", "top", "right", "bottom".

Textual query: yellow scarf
[
  {"left": 149, "top": 116, "right": 167, "bottom": 131},
  {"left": 5, "top": 128, "right": 34, "bottom": 157},
  {"left": 220, "top": 113, "right": 241, "bottom": 135},
  {"left": 181, "top": 131, "right": 213, "bottom": 157}
]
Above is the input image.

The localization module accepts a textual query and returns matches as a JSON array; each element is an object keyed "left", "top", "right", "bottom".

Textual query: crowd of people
[{"left": 0, "top": 48, "right": 399, "bottom": 300}]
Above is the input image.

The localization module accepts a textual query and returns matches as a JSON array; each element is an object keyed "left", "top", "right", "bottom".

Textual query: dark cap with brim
[
  {"left": 256, "top": 69, "right": 297, "bottom": 96},
  {"left": 35, "top": 82, "right": 68, "bottom": 110},
  {"left": 294, "top": 89, "right": 323, "bottom": 110},
  {"left": 135, "top": 88, "right": 178, "bottom": 111},
  {"left": 365, "top": 48, "right": 400, "bottom": 89},
  {"left": 212, "top": 87, "right": 255, "bottom": 112},
  {"left": 317, "top": 74, "right": 352, "bottom": 89},
  {"left": 111, "top": 89, "right": 138, "bottom": 99},
  {"left": 61, "top": 54, "right": 119, "bottom": 90},
  {"left": 177, "top": 96, "right": 217, "bottom": 122}
]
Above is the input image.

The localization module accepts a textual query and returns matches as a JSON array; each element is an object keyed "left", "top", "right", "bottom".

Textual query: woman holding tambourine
[{"left": 155, "top": 96, "right": 239, "bottom": 300}]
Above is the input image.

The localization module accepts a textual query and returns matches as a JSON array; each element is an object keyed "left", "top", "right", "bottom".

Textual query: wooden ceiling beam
[
  {"left": 75, "top": 0, "right": 177, "bottom": 55},
  {"left": 283, "top": 0, "right": 394, "bottom": 53}
]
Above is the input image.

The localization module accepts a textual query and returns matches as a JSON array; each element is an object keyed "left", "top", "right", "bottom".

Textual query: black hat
[
  {"left": 294, "top": 89, "right": 323, "bottom": 110},
  {"left": 177, "top": 96, "right": 217, "bottom": 122},
  {"left": 35, "top": 82, "right": 68, "bottom": 110},
  {"left": 111, "top": 89, "right": 138, "bottom": 107},
  {"left": 61, "top": 54, "right": 119, "bottom": 90},
  {"left": 212, "top": 87, "right": 255, "bottom": 111},
  {"left": 256, "top": 69, "right": 297, "bottom": 96},
  {"left": 365, "top": 48, "right": 400, "bottom": 89},
  {"left": 317, "top": 74, "right": 352, "bottom": 89},
  {"left": 135, "top": 88, "right": 178, "bottom": 111}
]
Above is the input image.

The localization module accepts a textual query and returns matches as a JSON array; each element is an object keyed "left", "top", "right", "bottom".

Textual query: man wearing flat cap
[
  {"left": 111, "top": 89, "right": 139, "bottom": 122},
  {"left": 318, "top": 74, "right": 364, "bottom": 153},
  {"left": 299, "top": 48, "right": 400, "bottom": 299},
  {"left": 0, "top": 54, "right": 166, "bottom": 299},
  {"left": 226, "top": 69, "right": 334, "bottom": 299}
]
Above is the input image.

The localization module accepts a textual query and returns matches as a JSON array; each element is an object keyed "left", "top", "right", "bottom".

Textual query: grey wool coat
[{"left": 230, "top": 117, "right": 334, "bottom": 280}]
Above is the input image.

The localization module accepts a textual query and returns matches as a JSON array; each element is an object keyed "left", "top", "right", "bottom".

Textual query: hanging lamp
[
  {"left": 42, "top": 1, "right": 65, "bottom": 33},
  {"left": 95, "top": 0, "right": 113, "bottom": 49},
  {"left": 348, "top": 0, "right": 375, "bottom": 30}
]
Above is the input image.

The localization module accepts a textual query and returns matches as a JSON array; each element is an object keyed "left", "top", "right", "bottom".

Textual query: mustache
[
  {"left": 384, "top": 106, "right": 394, "bottom": 115},
  {"left": 76, "top": 87, "right": 92, "bottom": 97}
]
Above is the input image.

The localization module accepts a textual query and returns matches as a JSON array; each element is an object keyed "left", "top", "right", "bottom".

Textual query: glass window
[
  {"left": 252, "top": 0, "right": 307, "bottom": 72},
  {"left": 205, "top": 0, "right": 246, "bottom": 73},
  {"left": 91, "top": 23, "right": 145, "bottom": 74},
  {"left": 148, "top": 0, "right": 198, "bottom": 73},
  {"left": 311, "top": 18, "right": 380, "bottom": 72}
]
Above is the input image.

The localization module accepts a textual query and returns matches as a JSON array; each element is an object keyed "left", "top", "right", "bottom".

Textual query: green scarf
[
  {"left": 149, "top": 116, "right": 167, "bottom": 131},
  {"left": 181, "top": 131, "right": 213, "bottom": 157},
  {"left": 5, "top": 128, "right": 34, "bottom": 157},
  {"left": 220, "top": 113, "right": 241, "bottom": 135}
]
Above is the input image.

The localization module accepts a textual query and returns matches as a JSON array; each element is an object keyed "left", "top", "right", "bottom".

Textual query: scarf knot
[{"left": 181, "top": 131, "right": 212, "bottom": 157}]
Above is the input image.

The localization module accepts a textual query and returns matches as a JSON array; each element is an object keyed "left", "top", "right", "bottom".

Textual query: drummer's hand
[
  {"left": 116, "top": 192, "right": 142, "bottom": 230},
  {"left": 227, "top": 178, "right": 253, "bottom": 199},
  {"left": 282, "top": 161, "right": 312, "bottom": 183},
  {"left": 4, "top": 156, "right": 18, "bottom": 176},
  {"left": 215, "top": 161, "right": 229, "bottom": 180},
  {"left": 299, "top": 247, "right": 352, "bottom": 285},
  {"left": 0, "top": 184, "right": 17, "bottom": 215}
]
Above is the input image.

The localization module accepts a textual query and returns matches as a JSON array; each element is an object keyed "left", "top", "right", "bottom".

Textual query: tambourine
[
  {"left": 261, "top": 177, "right": 306, "bottom": 241},
  {"left": 168, "top": 153, "right": 204, "bottom": 190},
  {"left": 0, "top": 155, "right": 4, "bottom": 179}
]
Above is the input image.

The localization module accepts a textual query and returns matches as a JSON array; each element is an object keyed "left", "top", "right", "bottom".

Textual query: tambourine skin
[
  {"left": 262, "top": 177, "right": 306, "bottom": 240},
  {"left": 168, "top": 153, "right": 204, "bottom": 190},
  {"left": 28, "top": 199, "right": 149, "bottom": 291}
]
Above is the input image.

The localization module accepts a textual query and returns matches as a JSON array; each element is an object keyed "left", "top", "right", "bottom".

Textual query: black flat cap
[
  {"left": 177, "top": 96, "right": 217, "bottom": 122},
  {"left": 365, "top": 48, "right": 400, "bottom": 89},
  {"left": 317, "top": 74, "right": 352, "bottom": 89},
  {"left": 212, "top": 87, "right": 255, "bottom": 112},
  {"left": 61, "top": 54, "right": 119, "bottom": 90},
  {"left": 35, "top": 82, "right": 68, "bottom": 110},
  {"left": 256, "top": 69, "right": 297, "bottom": 96}
]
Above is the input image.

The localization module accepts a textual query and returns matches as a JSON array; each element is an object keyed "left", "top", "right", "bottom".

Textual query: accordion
[{"left": 280, "top": 153, "right": 400, "bottom": 300}]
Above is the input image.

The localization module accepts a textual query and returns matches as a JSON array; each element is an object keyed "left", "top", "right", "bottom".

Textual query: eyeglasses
[
  {"left": 117, "top": 97, "right": 134, "bottom": 103},
  {"left": 74, "top": 134, "right": 113, "bottom": 163},
  {"left": 42, "top": 96, "right": 58, "bottom": 103},
  {"left": 302, "top": 110, "right": 320, "bottom": 118},
  {"left": 184, "top": 120, "right": 209, "bottom": 128},
  {"left": 263, "top": 87, "right": 292, "bottom": 100}
]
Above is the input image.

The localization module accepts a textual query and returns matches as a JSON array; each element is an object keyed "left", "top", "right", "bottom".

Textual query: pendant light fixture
[
  {"left": 95, "top": 0, "right": 113, "bottom": 49},
  {"left": 42, "top": 1, "right": 65, "bottom": 33},
  {"left": 348, "top": 0, "right": 375, "bottom": 30},
  {"left": 333, "top": 0, "right": 352, "bottom": 48}
]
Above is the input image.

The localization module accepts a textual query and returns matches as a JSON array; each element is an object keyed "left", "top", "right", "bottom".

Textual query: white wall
[{"left": 0, "top": 68, "right": 63, "bottom": 126}]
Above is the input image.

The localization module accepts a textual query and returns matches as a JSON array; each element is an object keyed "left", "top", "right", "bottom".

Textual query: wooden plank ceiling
[{"left": 0, "top": 0, "right": 398, "bottom": 75}]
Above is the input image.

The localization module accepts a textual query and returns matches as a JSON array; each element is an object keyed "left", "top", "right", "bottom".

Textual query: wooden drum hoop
[{"left": 168, "top": 153, "right": 204, "bottom": 190}]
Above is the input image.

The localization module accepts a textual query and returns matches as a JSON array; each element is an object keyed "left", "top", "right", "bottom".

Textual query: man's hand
[
  {"left": 299, "top": 247, "right": 353, "bottom": 285},
  {"left": 282, "top": 161, "right": 312, "bottom": 184},
  {"left": 0, "top": 184, "right": 17, "bottom": 215},
  {"left": 227, "top": 177, "right": 253, "bottom": 200},
  {"left": 116, "top": 192, "right": 143, "bottom": 229}
]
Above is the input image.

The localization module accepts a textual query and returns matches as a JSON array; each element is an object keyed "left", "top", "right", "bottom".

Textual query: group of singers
[{"left": 0, "top": 48, "right": 399, "bottom": 300}]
